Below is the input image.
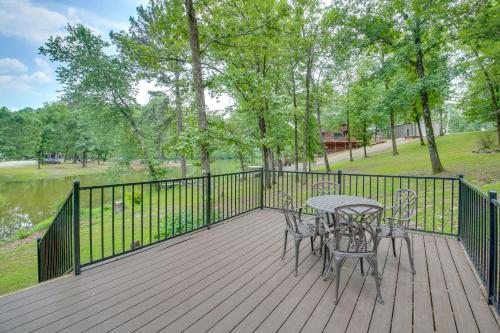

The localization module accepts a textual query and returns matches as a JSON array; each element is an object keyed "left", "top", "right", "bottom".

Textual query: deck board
[{"left": 0, "top": 209, "right": 498, "bottom": 333}]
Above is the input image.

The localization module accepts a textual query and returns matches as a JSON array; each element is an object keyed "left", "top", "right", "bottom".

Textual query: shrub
[{"left": 477, "top": 132, "right": 496, "bottom": 150}]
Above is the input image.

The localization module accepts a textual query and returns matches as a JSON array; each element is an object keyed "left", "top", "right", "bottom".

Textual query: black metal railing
[
  {"left": 263, "top": 170, "right": 459, "bottom": 235},
  {"left": 37, "top": 192, "right": 73, "bottom": 282},
  {"left": 459, "top": 179, "right": 499, "bottom": 309},
  {"left": 74, "top": 170, "right": 262, "bottom": 267},
  {"left": 492, "top": 198, "right": 500, "bottom": 311}
]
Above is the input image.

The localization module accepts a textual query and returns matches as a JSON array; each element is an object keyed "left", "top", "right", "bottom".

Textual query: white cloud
[
  {"left": 0, "top": 56, "right": 52, "bottom": 95},
  {"left": 0, "top": 58, "right": 28, "bottom": 74},
  {"left": 0, "top": 0, "right": 128, "bottom": 44}
]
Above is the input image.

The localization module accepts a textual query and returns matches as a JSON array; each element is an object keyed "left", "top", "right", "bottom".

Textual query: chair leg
[
  {"left": 391, "top": 237, "right": 397, "bottom": 257},
  {"left": 310, "top": 237, "right": 315, "bottom": 252},
  {"left": 319, "top": 235, "right": 323, "bottom": 255},
  {"left": 360, "top": 258, "right": 364, "bottom": 275},
  {"left": 294, "top": 238, "right": 301, "bottom": 277},
  {"left": 281, "top": 230, "right": 288, "bottom": 260},
  {"left": 370, "top": 257, "right": 384, "bottom": 304},
  {"left": 334, "top": 257, "right": 342, "bottom": 304},
  {"left": 323, "top": 250, "right": 335, "bottom": 281},
  {"left": 404, "top": 235, "right": 416, "bottom": 274}
]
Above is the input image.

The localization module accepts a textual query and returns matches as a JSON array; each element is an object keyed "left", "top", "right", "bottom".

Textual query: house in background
[
  {"left": 321, "top": 125, "right": 359, "bottom": 153},
  {"left": 389, "top": 120, "right": 442, "bottom": 139}
]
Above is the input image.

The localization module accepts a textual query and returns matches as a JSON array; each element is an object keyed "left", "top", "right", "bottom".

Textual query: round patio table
[
  {"left": 306, "top": 195, "right": 382, "bottom": 214},
  {"left": 306, "top": 195, "right": 383, "bottom": 227}
]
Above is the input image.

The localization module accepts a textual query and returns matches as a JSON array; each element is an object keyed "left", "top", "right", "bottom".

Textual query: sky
[{"left": 0, "top": 0, "right": 232, "bottom": 111}]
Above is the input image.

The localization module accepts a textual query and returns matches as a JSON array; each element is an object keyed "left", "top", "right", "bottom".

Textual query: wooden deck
[{"left": 0, "top": 209, "right": 498, "bottom": 333}]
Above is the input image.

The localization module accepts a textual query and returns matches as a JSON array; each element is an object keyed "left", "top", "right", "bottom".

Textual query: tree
[
  {"left": 112, "top": 0, "right": 191, "bottom": 177},
  {"left": 184, "top": 0, "right": 210, "bottom": 175},
  {"left": 458, "top": 0, "right": 500, "bottom": 144},
  {"left": 40, "top": 24, "right": 160, "bottom": 177}
]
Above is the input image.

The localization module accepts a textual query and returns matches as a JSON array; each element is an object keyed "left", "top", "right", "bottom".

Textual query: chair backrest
[
  {"left": 333, "top": 204, "right": 383, "bottom": 254},
  {"left": 392, "top": 189, "right": 418, "bottom": 225},
  {"left": 280, "top": 192, "right": 301, "bottom": 233},
  {"left": 311, "top": 181, "right": 339, "bottom": 196}
]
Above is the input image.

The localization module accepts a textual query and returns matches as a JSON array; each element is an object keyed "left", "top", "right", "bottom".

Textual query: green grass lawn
[
  {"left": 316, "top": 131, "right": 500, "bottom": 193},
  {"left": 0, "top": 162, "right": 110, "bottom": 182}
]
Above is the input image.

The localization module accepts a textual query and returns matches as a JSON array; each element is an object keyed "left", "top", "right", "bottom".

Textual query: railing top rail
[
  {"left": 39, "top": 191, "right": 73, "bottom": 240},
  {"left": 340, "top": 172, "right": 459, "bottom": 181},
  {"left": 79, "top": 175, "right": 207, "bottom": 190},
  {"left": 264, "top": 169, "right": 459, "bottom": 180},
  {"left": 461, "top": 178, "right": 490, "bottom": 199},
  {"left": 264, "top": 170, "right": 338, "bottom": 176},
  {"left": 492, "top": 199, "right": 500, "bottom": 207},
  {"left": 79, "top": 169, "right": 262, "bottom": 190},
  {"left": 210, "top": 170, "right": 262, "bottom": 177}
]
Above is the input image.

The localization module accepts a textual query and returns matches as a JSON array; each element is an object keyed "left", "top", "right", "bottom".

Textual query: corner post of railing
[
  {"left": 36, "top": 238, "right": 42, "bottom": 282},
  {"left": 72, "top": 180, "right": 81, "bottom": 275},
  {"left": 260, "top": 167, "right": 264, "bottom": 209},
  {"left": 488, "top": 190, "right": 498, "bottom": 305},
  {"left": 206, "top": 173, "right": 211, "bottom": 230},
  {"left": 457, "top": 174, "right": 464, "bottom": 241},
  {"left": 337, "top": 170, "right": 342, "bottom": 195}
]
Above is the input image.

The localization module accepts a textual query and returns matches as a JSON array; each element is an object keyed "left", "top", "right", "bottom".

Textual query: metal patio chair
[
  {"left": 310, "top": 181, "right": 340, "bottom": 255},
  {"left": 377, "top": 189, "right": 417, "bottom": 274},
  {"left": 280, "top": 192, "right": 324, "bottom": 277},
  {"left": 323, "top": 204, "right": 384, "bottom": 304}
]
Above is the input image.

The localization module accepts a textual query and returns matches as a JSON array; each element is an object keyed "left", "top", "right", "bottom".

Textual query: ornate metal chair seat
[
  {"left": 378, "top": 224, "right": 406, "bottom": 238},
  {"left": 280, "top": 192, "right": 320, "bottom": 276},
  {"left": 377, "top": 189, "right": 417, "bottom": 274},
  {"left": 322, "top": 204, "right": 384, "bottom": 305}
]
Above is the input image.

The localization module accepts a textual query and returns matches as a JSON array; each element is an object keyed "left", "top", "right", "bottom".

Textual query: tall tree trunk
[
  {"left": 363, "top": 121, "right": 368, "bottom": 158},
  {"left": 302, "top": 45, "right": 314, "bottom": 172},
  {"left": 415, "top": 110, "right": 425, "bottom": 146},
  {"left": 382, "top": 51, "right": 398, "bottom": 155},
  {"left": 82, "top": 150, "right": 87, "bottom": 168},
  {"left": 439, "top": 109, "right": 445, "bottom": 136},
  {"left": 388, "top": 100, "right": 399, "bottom": 155},
  {"left": 414, "top": 27, "right": 444, "bottom": 173},
  {"left": 258, "top": 112, "right": 271, "bottom": 188},
  {"left": 474, "top": 48, "right": 500, "bottom": 145},
  {"left": 174, "top": 69, "right": 187, "bottom": 178},
  {"left": 184, "top": 0, "right": 210, "bottom": 175},
  {"left": 291, "top": 68, "right": 299, "bottom": 179},
  {"left": 346, "top": 98, "right": 353, "bottom": 162},
  {"left": 293, "top": 115, "right": 299, "bottom": 172},
  {"left": 277, "top": 146, "right": 283, "bottom": 173},
  {"left": 237, "top": 151, "right": 245, "bottom": 172},
  {"left": 126, "top": 114, "right": 157, "bottom": 178},
  {"left": 315, "top": 90, "right": 331, "bottom": 172},
  {"left": 37, "top": 150, "right": 42, "bottom": 169}
]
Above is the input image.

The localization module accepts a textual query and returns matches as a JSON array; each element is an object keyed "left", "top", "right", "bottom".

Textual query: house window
[{"left": 333, "top": 132, "right": 342, "bottom": 139}]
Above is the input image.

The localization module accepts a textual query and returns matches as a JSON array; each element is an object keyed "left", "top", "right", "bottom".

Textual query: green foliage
[{"left": 477, "top": 132, "right": 497, "bottom": 150}]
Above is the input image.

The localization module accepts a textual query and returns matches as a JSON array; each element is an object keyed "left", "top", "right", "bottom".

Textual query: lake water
[{"left": 0, "top": 170, "right": 156, "bottom": 240}]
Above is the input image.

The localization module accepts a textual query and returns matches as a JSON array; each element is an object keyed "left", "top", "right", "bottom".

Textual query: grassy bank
[{"left": 316, "top": 131, "right": 500, "bottom": 193}]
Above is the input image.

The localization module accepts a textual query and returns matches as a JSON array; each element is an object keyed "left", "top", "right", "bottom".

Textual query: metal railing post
[
  {"left": 260, "top": 167, "right": 264, "bottom": 209},
  {"left": 337, "top": 170, "right": 342, "bottom": 195},
  {"left": 72, "top": 181, "right": 81, "bottom": 276},
  {"left": 458, "top": 174, "right": 464, "bottom": 241},
  {"left": 488, "top": 190, "right": 498, "bottom": 305},
  {"left": 36, "top": 238, "right": 42, "bottom": 282},
  {"left": 206, "top": 173, "right": 211, "bottom": 230}
]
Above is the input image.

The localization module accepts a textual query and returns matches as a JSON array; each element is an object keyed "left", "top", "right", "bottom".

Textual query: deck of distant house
[{"left": 0, "top": 209, "right": 498, "bottom": 333}]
